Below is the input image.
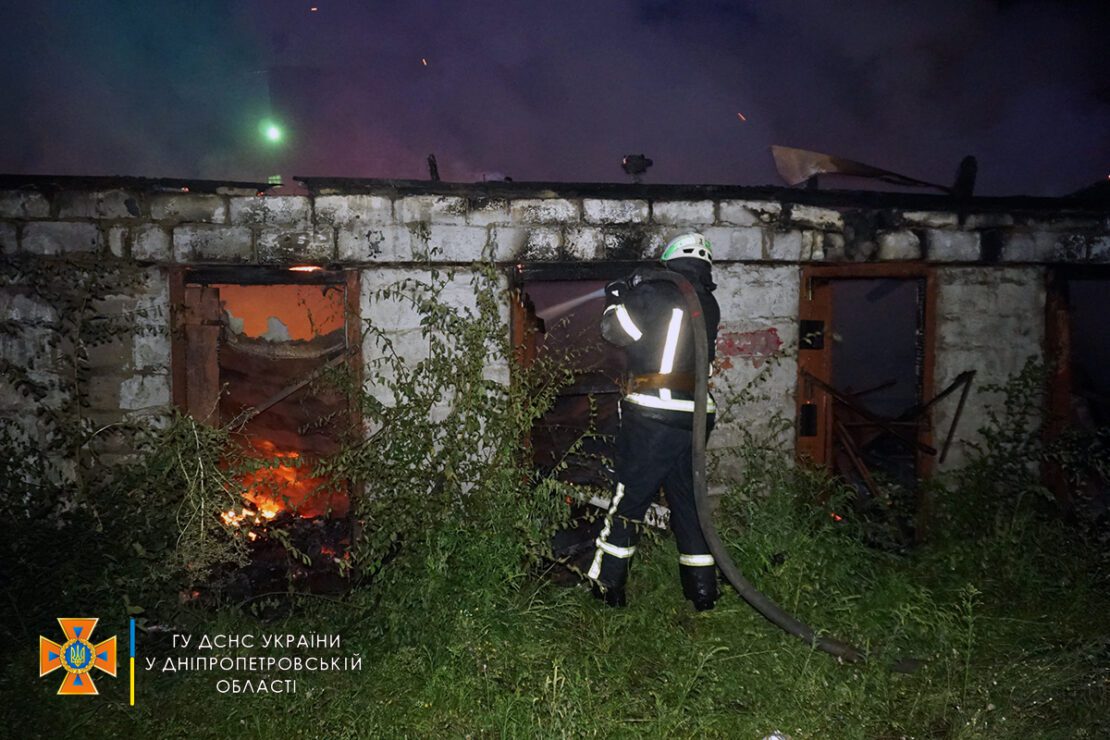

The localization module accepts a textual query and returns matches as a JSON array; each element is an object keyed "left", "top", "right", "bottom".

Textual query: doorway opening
[
  {"left": 511, "top": 263, "right": 676, "bottom": 576},
  {"left": 1046, "top": 268, "right": 1110, "bottom": 523},
  {"left": 511, "top": 264, "right": 632, "bottom": 492},
  {"left": 796, "top": 264, "right": 938, "bottom": 541}
]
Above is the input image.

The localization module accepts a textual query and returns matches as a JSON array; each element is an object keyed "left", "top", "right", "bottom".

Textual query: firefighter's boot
[
  {"left": 591, "top": 582, "right": 627, "bottom": 608},
  {"left": 680, "top": 564, "right": 718, "bottom": 612}
]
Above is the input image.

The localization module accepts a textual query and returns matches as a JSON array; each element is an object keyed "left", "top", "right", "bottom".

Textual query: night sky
[{"left": 1, "top": 0, "right": 1106, "bottom": 195}]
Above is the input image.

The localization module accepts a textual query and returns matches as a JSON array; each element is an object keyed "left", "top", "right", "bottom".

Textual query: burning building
[{"left": 1, "top": 174, "right": 1108, "bottom": 557}]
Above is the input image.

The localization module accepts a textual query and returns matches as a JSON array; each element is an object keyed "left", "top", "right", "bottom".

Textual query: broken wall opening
[{"left": 170, "top": 266, "right": 360, "bottom": 596}]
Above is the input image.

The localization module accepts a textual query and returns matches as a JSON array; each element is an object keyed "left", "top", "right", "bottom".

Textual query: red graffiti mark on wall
[{"left": 715, "top": 328, "right": 783, "bottom": 369}]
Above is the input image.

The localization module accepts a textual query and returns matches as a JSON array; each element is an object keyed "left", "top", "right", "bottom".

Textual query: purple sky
[{"left": 1, "top": 0, "right": 1106, "bottom": 195}]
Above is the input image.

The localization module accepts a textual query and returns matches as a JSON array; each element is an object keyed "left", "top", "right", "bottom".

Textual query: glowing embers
[
  {"left": 220, "top": 508, "right": 277, "bottom": 528},
  {"left": 217, "top": 438, "right": 347, "bottom": 560}
]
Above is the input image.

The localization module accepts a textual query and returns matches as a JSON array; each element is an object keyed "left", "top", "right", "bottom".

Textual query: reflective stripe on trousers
[
  {"left": 588, "top": 483, "right": 634, "bottom": 580},
  {"left": 678, "top": 553, "right": 715, "bottom": 567}
]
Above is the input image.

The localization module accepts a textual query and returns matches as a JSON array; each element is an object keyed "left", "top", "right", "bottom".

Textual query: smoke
[{"left": 0, "top": 0, "right": 1105, "bottom": 194}]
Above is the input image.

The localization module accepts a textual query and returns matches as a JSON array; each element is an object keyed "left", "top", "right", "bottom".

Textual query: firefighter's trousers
[{"left": 587, "top": 403, "right": 717, "bottom": 602}]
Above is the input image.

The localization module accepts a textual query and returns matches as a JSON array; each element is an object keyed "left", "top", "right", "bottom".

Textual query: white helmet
[{"left": 660, "top": 232, "right": 712, "bottom": 264}]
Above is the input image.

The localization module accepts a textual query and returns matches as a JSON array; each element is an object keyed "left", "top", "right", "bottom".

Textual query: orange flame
[{"left": 222, "top": 440, "right": 348, "bottom": 526}]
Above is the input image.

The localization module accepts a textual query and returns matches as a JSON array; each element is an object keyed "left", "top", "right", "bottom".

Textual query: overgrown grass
[{"left": 4, "top": 472, "right": 1106, "bottom": 738}]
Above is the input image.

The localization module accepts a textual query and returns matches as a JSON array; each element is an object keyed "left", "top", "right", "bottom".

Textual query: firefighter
[{"left": 587, "top": 232, "right": 721, "bottom": 610}]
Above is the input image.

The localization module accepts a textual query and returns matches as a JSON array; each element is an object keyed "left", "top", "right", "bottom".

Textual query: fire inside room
[{"left": 172, "top": 267, "right": 358, "bottom": 596}]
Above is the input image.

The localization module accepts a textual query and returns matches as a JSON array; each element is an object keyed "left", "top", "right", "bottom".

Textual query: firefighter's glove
[{"left": 604, "top": 280, "right": 628, "bottom": 307}]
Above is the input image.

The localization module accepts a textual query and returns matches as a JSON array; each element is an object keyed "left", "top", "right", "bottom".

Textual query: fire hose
[{"left": 652, "top": 270, "right": 866, "bottom": 664}]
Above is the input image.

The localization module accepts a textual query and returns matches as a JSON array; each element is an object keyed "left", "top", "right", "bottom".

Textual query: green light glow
[{"left": 258, "top": 119, "right": 285, "bottom": 145}]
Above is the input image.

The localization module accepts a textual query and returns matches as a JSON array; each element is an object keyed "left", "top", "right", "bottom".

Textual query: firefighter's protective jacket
[{"left": 600, "top": 260, "right": 720, "bottom": 424}]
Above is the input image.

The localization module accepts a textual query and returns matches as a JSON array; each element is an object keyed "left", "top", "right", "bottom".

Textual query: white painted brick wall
[
  {"left": 0, "top": 329, "right": 62, "bottom": 372},
  {"left": 788, "top": 204, "right": 843, "bottom": 229},
  {"left": 56, "top": 190, "right": 139, "bottom": 220},
  {"left": 878, "top": 231, "right": 921, "bottom": 260},
  {"left": 21, "top": 222, "right": 102, "bottom": 254},
  {"left": 0, "top": 291, "right": 58, "bottom": 325},
  {"left": 4, "top": 185, "right": 1109, "bottom": 490},
  {"left": 563, "top": 227, "right": 603, "bottom": 260},
  {"left": 119, "top": 374, "right": 171, "bottom": 411},
  {"left": 719, "top": 199, "right": 782, "bottom": 226},
  {"left": 150, "top": 194, "right": 226, "bottom": 223},
  {"left": 0, "top": 223, "right": 16, "bottom": 254},
  {"left": 709, "top": 264, "right": 800, "bottom": 481},
  {"left": 228, "top": 195, "right": 311, "bottom": 228},
  {"left": 933, "top": 266, "right": 1045, "bottom": 469},
  {"left": 132, "top": 330, "right": 171, "bottom": 370},
  {"left": 397, "top": 195, "right": 468, "bottom": 225},
  {"left": 701, "top": 226, "right": 766, "bottom": 261},
  {"left": 766, "top": 230, "right": 810, "bottom": 261},
  {"left": 583, "top": 199, "right": 648, "bottom": 224},
  {"left": 465, "top": 198, "right": 510, "bottom": 227},
  {"left": 132, "top": 224, "right": 172, "bottom": 261},
  {"left": 489, "top": 226, "right": 564, "bottom": 261},
  {"left": 1001, "top": 231, "right": 1059, "bottom": 262},
  {"left": 338, "top": 224, "right": 411, "bottom": 262},
  {"left": 902, "top": 211, "right": 959, "bottom": 228},
  {"left": 518, "top": 227, "right": 563, "bottom": 260},
  {"left": 715, "top": 264, "right": 799, "bottom": 321},
  {"left": 652, "top": 200, "right": 714, "bottom": 225},
  {"left": 359, "top": 268, "right": 510, "bottom": 403},
  {"left": 409, "top": 224, "right": 490, "bottom": 261},
  {"left": 108, "top": 226, "right": 127, "bottom": 258},
  {"left": 964, "top": 213, "right": 1014, "bottom": 229},
  {"left": 510, "top": 198, "right": 580, "bottom": 224},
  {"left": 314, "top": 194, "right": 393, "bottom": 225},
  {"left": 1091, "top": 235, "right": 1110, "bottom": 261},
  {"left": 257, "top": 228, "right": 335, "bottom": 263},
  {"left": 172, "top": 224, "right": 252, "bottom": 261},
  {"left": 0, "top": 190, "right": 50, "bottom": 219},
  {"left": 925, "top": 230, "right": 980, "bottom": 262}
]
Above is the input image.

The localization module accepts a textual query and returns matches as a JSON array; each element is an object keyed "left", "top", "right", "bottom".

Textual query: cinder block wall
[{"left": 1, "top": 179, "right": 1107, "bottom": 485}]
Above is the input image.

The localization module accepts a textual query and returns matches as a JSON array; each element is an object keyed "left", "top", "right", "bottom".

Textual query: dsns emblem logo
[{"left": 39, "top": 618, "right": 117, "bottom": 695}]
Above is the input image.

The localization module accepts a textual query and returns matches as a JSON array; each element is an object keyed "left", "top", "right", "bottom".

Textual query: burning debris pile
[{"left": 206, "top": 443, "right": 354, "bottom": 605}]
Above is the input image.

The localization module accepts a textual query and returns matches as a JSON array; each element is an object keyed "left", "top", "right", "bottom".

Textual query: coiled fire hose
[{"left": 654, "top": 270, "right": 866, "bottom": 664}]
